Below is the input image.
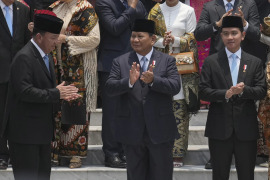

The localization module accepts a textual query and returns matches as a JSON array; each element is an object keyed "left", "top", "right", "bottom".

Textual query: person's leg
[
  {"left": 99, "top": 72, "right": 125, "bottom": 167},
  {"left": 148, "top": 141, "right": 174, "bottom": 180},
  {"left": 172, "top": 99, "right": 189, "bottom": 167},
  {"left": 38, "top": 144, "right": 51, "bottom": 180},
  {"left": 9, "top": 141, "right": 39, "bottom": 180},
  {"left": 209, "top": 137, "right": 233, "bottom": 180},
  {"left": 234, "top": 136, "right": 257, "bottom": 180},
  {"left": 0, "top": 83, "right": 9, "bottom": 168},
  {"left": 123, "top": 144, "right": 148, "bottom": 180}
]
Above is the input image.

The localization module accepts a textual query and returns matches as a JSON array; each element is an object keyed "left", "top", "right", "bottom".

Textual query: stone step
[
  {"left": 88, "top": 126, "right": 208, "bottom": 146},
  {"left": 1, "top": 165, "right": 267, "bottom": 180},
  {"left": 90, "top": 109, "right": 208, "bottom": 126},
  {"left": 85, "top": 145, "right": 210, "bottom": 166}
]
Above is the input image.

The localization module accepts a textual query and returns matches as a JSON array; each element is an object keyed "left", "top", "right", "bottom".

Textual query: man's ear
[
  {"left": 151, "top": 34, "right": 157, "bottom": 44},
  {"left": 242, "top": 31, "right": 246, "bottom": 41}
]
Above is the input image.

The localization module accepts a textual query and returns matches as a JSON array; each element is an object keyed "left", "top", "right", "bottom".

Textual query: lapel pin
[
  {"left": 243, "top": 65, "right": 247, "bottom": 72},
  {"left": 152, "top": 60, "right": 156, "bottom": 68}
]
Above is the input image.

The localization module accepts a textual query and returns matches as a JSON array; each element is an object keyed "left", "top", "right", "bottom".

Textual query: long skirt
[
  {"left": 257, "top": 97, "right": 270, "bottom": 178},
  {"left": 51, "top": 112, "right": 90, "bottom": 164},
  {"left": 172, "top": 99, "right": 190, "bottom": 158}
]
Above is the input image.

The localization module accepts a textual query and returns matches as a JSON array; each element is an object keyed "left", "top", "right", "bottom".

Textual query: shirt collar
[
  {"left": 136, "top": 47, "right": 154, "bottom": 62},
  {"left": 225, "top": 47, "right": 242, "bottom": 59},
  {"left": 31, "top": 39, "right": 46, "bottom": 58},
  {"left": 223, "top": 0, "right": 235, "bottom": 7},
  {"left": 0, "top": 0, "right": 13, "bottom": 11}
]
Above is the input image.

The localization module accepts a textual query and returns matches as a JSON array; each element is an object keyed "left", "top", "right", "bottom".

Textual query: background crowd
[{"left": 0, "top": 0, "right": 270, "bottom": 179}]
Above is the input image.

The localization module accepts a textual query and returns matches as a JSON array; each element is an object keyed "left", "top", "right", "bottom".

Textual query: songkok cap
[
  {"left": 221, "top": 16, "right": 243, "bottom": 31},
  {"left": 34, "top": 10, "right": 63, "bottom": 34},
  {"left": 132, "top": 19, "right": 155, "bottom": 34}
]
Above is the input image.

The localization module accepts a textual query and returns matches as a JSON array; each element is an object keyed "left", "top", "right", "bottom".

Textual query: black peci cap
[{"left": 132, "top": 19, "right": 155, "bottom": 34}]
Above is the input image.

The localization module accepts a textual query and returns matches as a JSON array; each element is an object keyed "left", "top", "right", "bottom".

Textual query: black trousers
[
  {"left": 99, "top": 72, "right": 123, "bottom": 156},
  {"left": 124, "top": 132, "right": 174, "bottom": 180},
  {"left": 9, "top": 141, "right": 51, "bottom": 180},
  {"left": 0, "top": 83, "right": 9, "bottom": 161},
  {"left": 209, "top": 134, "right": 257, "bottom": 180}
]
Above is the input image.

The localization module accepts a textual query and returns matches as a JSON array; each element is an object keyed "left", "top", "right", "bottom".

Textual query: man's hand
[
  {"left": 226, "top": 88, "right": 234, "bottom": 99},
  {"left": 127, "top": 0, "right": 139, "bottom": 9},
  {"left": 56, "top": 81, "right": 82, "bottom": 101},
  {"left": 234, "top": 8, "right": 247, "bottom": 27},
  {"left": 130, "top": 62, "right": 140, "bottom": 85},
  {"left": 140, "top": 65, "right": 154, "bottom": 84},
  {"left": 57, "top": 34, "right": 67, "bottom": 44},
  {"left": 216, "top": 9, "right": 233, "bottom": 28},
  {"left": 28, "top": 22, "right": 34, "bottom": 33},
  {"left": 231, "top": 82, "right": 245, "bottom": 95},
  {"left": 163, "top": 31, "right": 175, "bottom": 46}
]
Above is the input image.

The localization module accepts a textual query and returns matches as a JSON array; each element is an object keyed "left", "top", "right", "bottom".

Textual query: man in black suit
[
  {"left": 194, "top": 0, "right": 261, "bottom": 59},
  {"left": 95, "top": 0, "right": 147, "bottom": 168},
  {"left": 106, "top": 19, "right": 180, "bottom": 180},
  {"left": 199, "top": 16, "right": 266, "bottom": 180},
  {"left": 194, "top": 0, "right": 261, "bottom": 169},
  {"left": 0, "top": 0, "right": 31, "bottom": 169},
  {"left": 2, "top": 10, "right": 80, "bottom": 180}
]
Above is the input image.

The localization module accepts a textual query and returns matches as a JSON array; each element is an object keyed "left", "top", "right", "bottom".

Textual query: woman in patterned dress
[
  {"left": 257, "top": 1, "right": 270, "bottom": 177},
  {"left": 49, "top": 0, "right": 100, "bottom": 168},
  {"left": 148, "top": 0, "right": 199, "bottom": 167}
]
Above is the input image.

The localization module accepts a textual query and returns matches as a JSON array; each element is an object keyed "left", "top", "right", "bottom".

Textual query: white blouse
[{"left": 154, "top": 1, "right": 196, "bottom": 100}]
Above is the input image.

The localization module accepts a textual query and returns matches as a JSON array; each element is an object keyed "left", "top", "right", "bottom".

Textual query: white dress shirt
[
  {"left": 225, "top": 47, "right": 241, "bottom": 72},
  {"left": 0, "top": 0, "right": 13, "bottom": 24},
  {"left": 31, "top": 39, "right": 46, "bottom": 59}
]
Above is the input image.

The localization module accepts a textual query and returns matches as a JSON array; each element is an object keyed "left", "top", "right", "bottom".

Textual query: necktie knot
[
  {"left": 4, "top": 6, "right": 12, "bottom": 36},
  {"left": 4, "top": 6, "right": 9, "bottom": 11},
  {"left": 226, "top": 2, "right": 233, "bottom": 12},
  {"left": 141, "top": 56, "right": 148, "bottom": 72},
  {"left": 43, "top": 55, "right": 50, "bottom": 72}
]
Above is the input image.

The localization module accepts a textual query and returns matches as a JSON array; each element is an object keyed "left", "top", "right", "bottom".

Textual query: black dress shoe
[
  {"left": 120, "top": 154, "right": 126, "bottom": 163},
  {"left": 205, "top": 159, "right": 212, "bottom": 169},
  {"left": 0, "top": 159, "right": 8, "bottom": 170},
  {"left": 105, "top": 155, "right": 127, "bottom": 168}
]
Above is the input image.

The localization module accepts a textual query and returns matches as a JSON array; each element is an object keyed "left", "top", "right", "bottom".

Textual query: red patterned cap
[{"left": 34, "top": 9, "right": 63, "bottom": 34}]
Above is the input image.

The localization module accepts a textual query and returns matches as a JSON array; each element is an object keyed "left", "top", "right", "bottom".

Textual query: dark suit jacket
[
  {"left": 199, "top": 49, "right": 266, "bottom": 141},
  {"left": 2, "top": 41, "right": 60, "bottom": 144},
  {"left": 95, "top": 0, "right": 147, "bottom": 72},
  {"left": 194, "top": 0, "right": 261, "bottom": 59},
  {"left": 105, "top": 49, "right": 180, "bottom": 145},
  {"left": 0, "top": 1, "right": 30, "bottom": 83}
]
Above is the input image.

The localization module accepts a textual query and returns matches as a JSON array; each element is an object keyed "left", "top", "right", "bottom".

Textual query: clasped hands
[
  {"left": 129, "top": 62, "right": 154, "bottom": 85},
  {"left": 163, "top": 31, "right": 175, "bottom": 46},
  {"left": 225, "top": 82, "right": 244, "bottom": 99},
  {"left": 56, "top": 81, "right": 82, "bottom": 101},
  {"left": 216, "top": 7, "right": 247, "bottom": 28}
]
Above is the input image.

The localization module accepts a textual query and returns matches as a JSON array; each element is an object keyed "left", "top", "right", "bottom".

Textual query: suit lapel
[
  {"left": 237, "top": 51, "right": 249, "bottom": 83},
  {"left": 215, "top": 0, "right": 226, "bottom": 20},
  {"left": 0, "top": 6, "right": 11, "bottom": 36},
  {"left": 218, "top": 49, "right": 233, "bottom": 88},
  {"left": 233, "top": 0, "right": 244, "bottom": 14},
  {"left": 12, "top": 2, "right": 17, "bottom": 38},
  {"left": 30, "top": 42, "right": 52, "bottom": 81},
  {"left": 150, "top": 49, "right": 160, "bottom": 74},
  {"left": 49, "top": 55, "right": 56, "bottom": 86}
]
